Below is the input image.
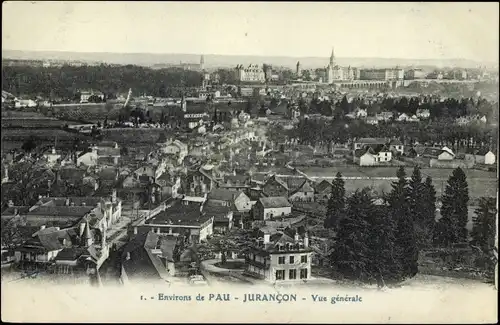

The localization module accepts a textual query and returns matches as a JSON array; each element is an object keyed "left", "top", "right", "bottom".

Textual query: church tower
[
  {"left": 200, "top": 55, "right": 205, "bottom": 71},
  {"left": 329, "top": 47, "right": 335, "bottom": 67},
  {"left": 296, "top": 61, "right": 302, "bottom": 77}
]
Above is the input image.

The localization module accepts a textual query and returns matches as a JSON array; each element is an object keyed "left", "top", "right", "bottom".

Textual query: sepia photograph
[{"left": 1, "top": 1, "right": 498, "bottom": 323}]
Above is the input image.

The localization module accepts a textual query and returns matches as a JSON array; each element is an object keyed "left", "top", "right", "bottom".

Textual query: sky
[{"left": 2, "top": 1, "right": 499, "bottom": 63}]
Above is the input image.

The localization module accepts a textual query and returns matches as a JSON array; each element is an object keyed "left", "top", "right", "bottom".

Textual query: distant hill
[{"left": 2, "top": 49, "right": 497, "bottom": 70}]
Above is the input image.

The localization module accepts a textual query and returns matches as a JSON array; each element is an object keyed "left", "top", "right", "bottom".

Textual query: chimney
[
  {"left": 263, "top": 233, "right": 270, "bottom": 245},
  {"left": 294, "top": 231, "right": 299, "bottom": 242},
  {"left": 51, "top": 147, "right": 56, "bottom": 154},
  {"left": 304, "top": 232, "right": 309, "bottom": 248}
]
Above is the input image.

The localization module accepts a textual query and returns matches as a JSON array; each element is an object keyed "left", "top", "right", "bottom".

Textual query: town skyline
[{"left": 2, "top": 2, "right": 499, "bottom": 64}]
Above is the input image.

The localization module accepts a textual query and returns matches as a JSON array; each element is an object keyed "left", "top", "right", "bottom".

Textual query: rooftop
[
  {"left": 146, "top": 200, "right": 209, "bottom": 226},
  {"left": 258, "top": 196, "right": 291, "bottom": 209}
]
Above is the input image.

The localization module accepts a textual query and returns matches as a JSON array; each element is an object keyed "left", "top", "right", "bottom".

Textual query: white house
[
  {"left": 438, "top": 147, "right": 455, "bottom": 160},
  {"left": 355, "top": 108, "right": 368, "bottom": 119},
  {"left": 253, "top": 197, "right": 292, "bottom": 220},
  {"left": 475, "top": 149, "right": 496, "bottom": 165},
  {"left": 355, "top": 145, "right": 392, "bottom": 166},
  {"left": 43, "top": 148, "right": 62, "bottom": 166},
  {"left": 416, "top": 109, "right": 430, "bottom": 119},
  {"left": 397, "top": 113, "right": 410, "bottom": 122},
  {"left": 245, "top": 231, "right": 313, "bottom": 282},
  {"left": 14, "top": 99, "right": 37, "bottom": 108},
  {"left": 366, "top": 116, "right": 378, "bottom": 125}
]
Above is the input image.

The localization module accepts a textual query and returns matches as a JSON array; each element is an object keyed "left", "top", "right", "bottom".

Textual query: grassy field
[
  {"left": 101, "top": 128, "right": 165, "bottom": 145},
  {"left": 1, "top": 128, "right": 87, "bottom": 142},
  {"left": 281, "top": 166, "right": 497, "bottom": 199}
]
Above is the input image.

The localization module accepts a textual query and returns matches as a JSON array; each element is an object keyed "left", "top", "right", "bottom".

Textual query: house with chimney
[
  {"left": 244, "top": 229, "right": 312, "bottom": 282},
  {"left": 204, "top": 188, "right": 253, "bottom": 230},
  {"left": 157, "top": 139, "right": 188, "bottom": 165},
  {"left": 76, "top": 141, "right": 121, "bottom": 167},
  {"left": 183, "top": 165, "right": 222, "bottom": 196},
  {"left": 13, "top": 215, "right": 109, "bottom": 274},
  {"left": 136, "top": 199, "right": 213, "bottom": 244},
  {"left": 253, "top": 197, "right": 292, "bottom": 221},
  {"left": 314, "top": 180, "right": 332, "bottom": 202}
]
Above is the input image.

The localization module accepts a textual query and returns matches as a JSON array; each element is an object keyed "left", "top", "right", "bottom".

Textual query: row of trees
[
  {"left": 279, "top": 116, "right": 497, "bottom": 151},
  {"left": 303, "top": 95, "right": 497, "bottom": 121},
  {"left": 2, "top": 65, "right": 203, "bottom": 100},
  {"left": 324, "top": 166, "right": 496, "bottom": 285}
]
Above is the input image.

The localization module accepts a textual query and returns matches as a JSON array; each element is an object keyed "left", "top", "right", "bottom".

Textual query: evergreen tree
[
  {"left": 434, "top": 167, "right": 469, "bottom": 246},
  {"left": 324, "top": 172, "right": 345, "bottom": 229},
  {"left": 420, "top": 176, "right": 437, "bottom": 248},
  {"left": 367, "top": 204, "right": 402, "bottom": 287},
  {"left": 407, "top": 166, "right": 435, "bottom": 249},
  {"left": 470, "top": 197, "right": 496, "bottom": 253},
  {"left": 387, "top": 167, "right": 418, "bottom": 279},
  {"left": 331, "top": 188, "right": 372, "bottom": 281}
]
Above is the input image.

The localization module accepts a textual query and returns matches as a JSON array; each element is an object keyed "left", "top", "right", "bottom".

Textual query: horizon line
[{"left": 2, "top": 48, "right": 496, "bottom": 65}]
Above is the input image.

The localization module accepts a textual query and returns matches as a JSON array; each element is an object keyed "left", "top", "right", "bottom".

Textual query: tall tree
[
  {"left": 470, "top": 197, "right": 496, "bottom": 253},
  {"left": 387, "top": 167, "right": 418, "bottom": 279},
  {"left": 434, "top": 167, "right": 469, "bottom": 246},
  {"left": 324, "top": 172, "right": 346, "bottom": 229},
  {"left": 331, "top": 188, "right": 372, "bottom": 281},
  {"left": 407, "top": 166, "right": 432, "bottom": 249},
  {"left": 420, "top": 176, "right": 437, "bottom": 248},
  {"left": 367, "top": 204, "right": 402, "bottom": 287}
]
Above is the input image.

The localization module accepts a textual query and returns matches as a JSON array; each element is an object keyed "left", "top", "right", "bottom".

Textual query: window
[
  {"left": 300, "top": 268, "right": 308, "bottom": 279},
  {"left": 278, "top": 256, "right": 285, "bottom": 264},
  {"left": 276, "top": 270, "right": 285, "bottom": 280},
  {"left": 301, "top": 255, "right": 308, "bottom": 263},
  {"left": 289, "top": 256, "right": 295, "bottom": 264},
  {"left": 289, "top": 269, "right": 297, "bottom": 280}
]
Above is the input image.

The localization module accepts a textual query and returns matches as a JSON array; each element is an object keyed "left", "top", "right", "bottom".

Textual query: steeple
[
  {"left": 200, "top": 55, "right": 205, "bottom": 71},
  {"left": 329, "top": 47, "right": 335, "bottom": 66}
]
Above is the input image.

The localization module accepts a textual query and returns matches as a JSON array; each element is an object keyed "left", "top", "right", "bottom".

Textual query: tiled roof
[
  {"left": 202, "top": 202, "right": 232, "bottom": 218},
  {"left": 207, "top": 188, "right": 239, "bottom": 202},
  {"left": 146, "top": 201, "right": 208, "bottom": 226},
  {"left": 314, "top": 180, "right": 332, "bottom": 193},
  {"left": 97, "top": 148, "right": 120, "bottom": 157},
  {"left": 26, "top": 206, "right": 94, "bottom": 217},
  {"left": 356, "top": 138, "right": 387, "bottom": 144},
  {"left": 258, "top": 196, "right": 291, "bottom": 209}
]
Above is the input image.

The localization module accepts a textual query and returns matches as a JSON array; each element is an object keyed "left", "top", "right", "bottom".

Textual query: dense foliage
[{"left": 2, "top": 64, "right": 203, "bottom": 100}]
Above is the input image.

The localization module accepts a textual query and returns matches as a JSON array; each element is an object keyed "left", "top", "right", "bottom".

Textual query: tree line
[
  {"left": 324, "top": 166, "right": 497, "bottom": 286},
  {"left": 273, "top": 116, "right": 497, "bottom": 152},
  {"left": 304, "top": 95, "right": 497, "bottom": 121},
  {"left": 1, "top": 65, "right": 204, "bottom": 100}
]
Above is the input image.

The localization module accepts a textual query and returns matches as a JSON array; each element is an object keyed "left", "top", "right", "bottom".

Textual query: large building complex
[
  {"left": 235, "top": 64, "right": 266, "bottom": 83},
  {"left": 359, "top": 68, "right": 404, "bottom": 81},
  {"left": 325, "top": 48, "right": 358, "bottom": 83}
]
